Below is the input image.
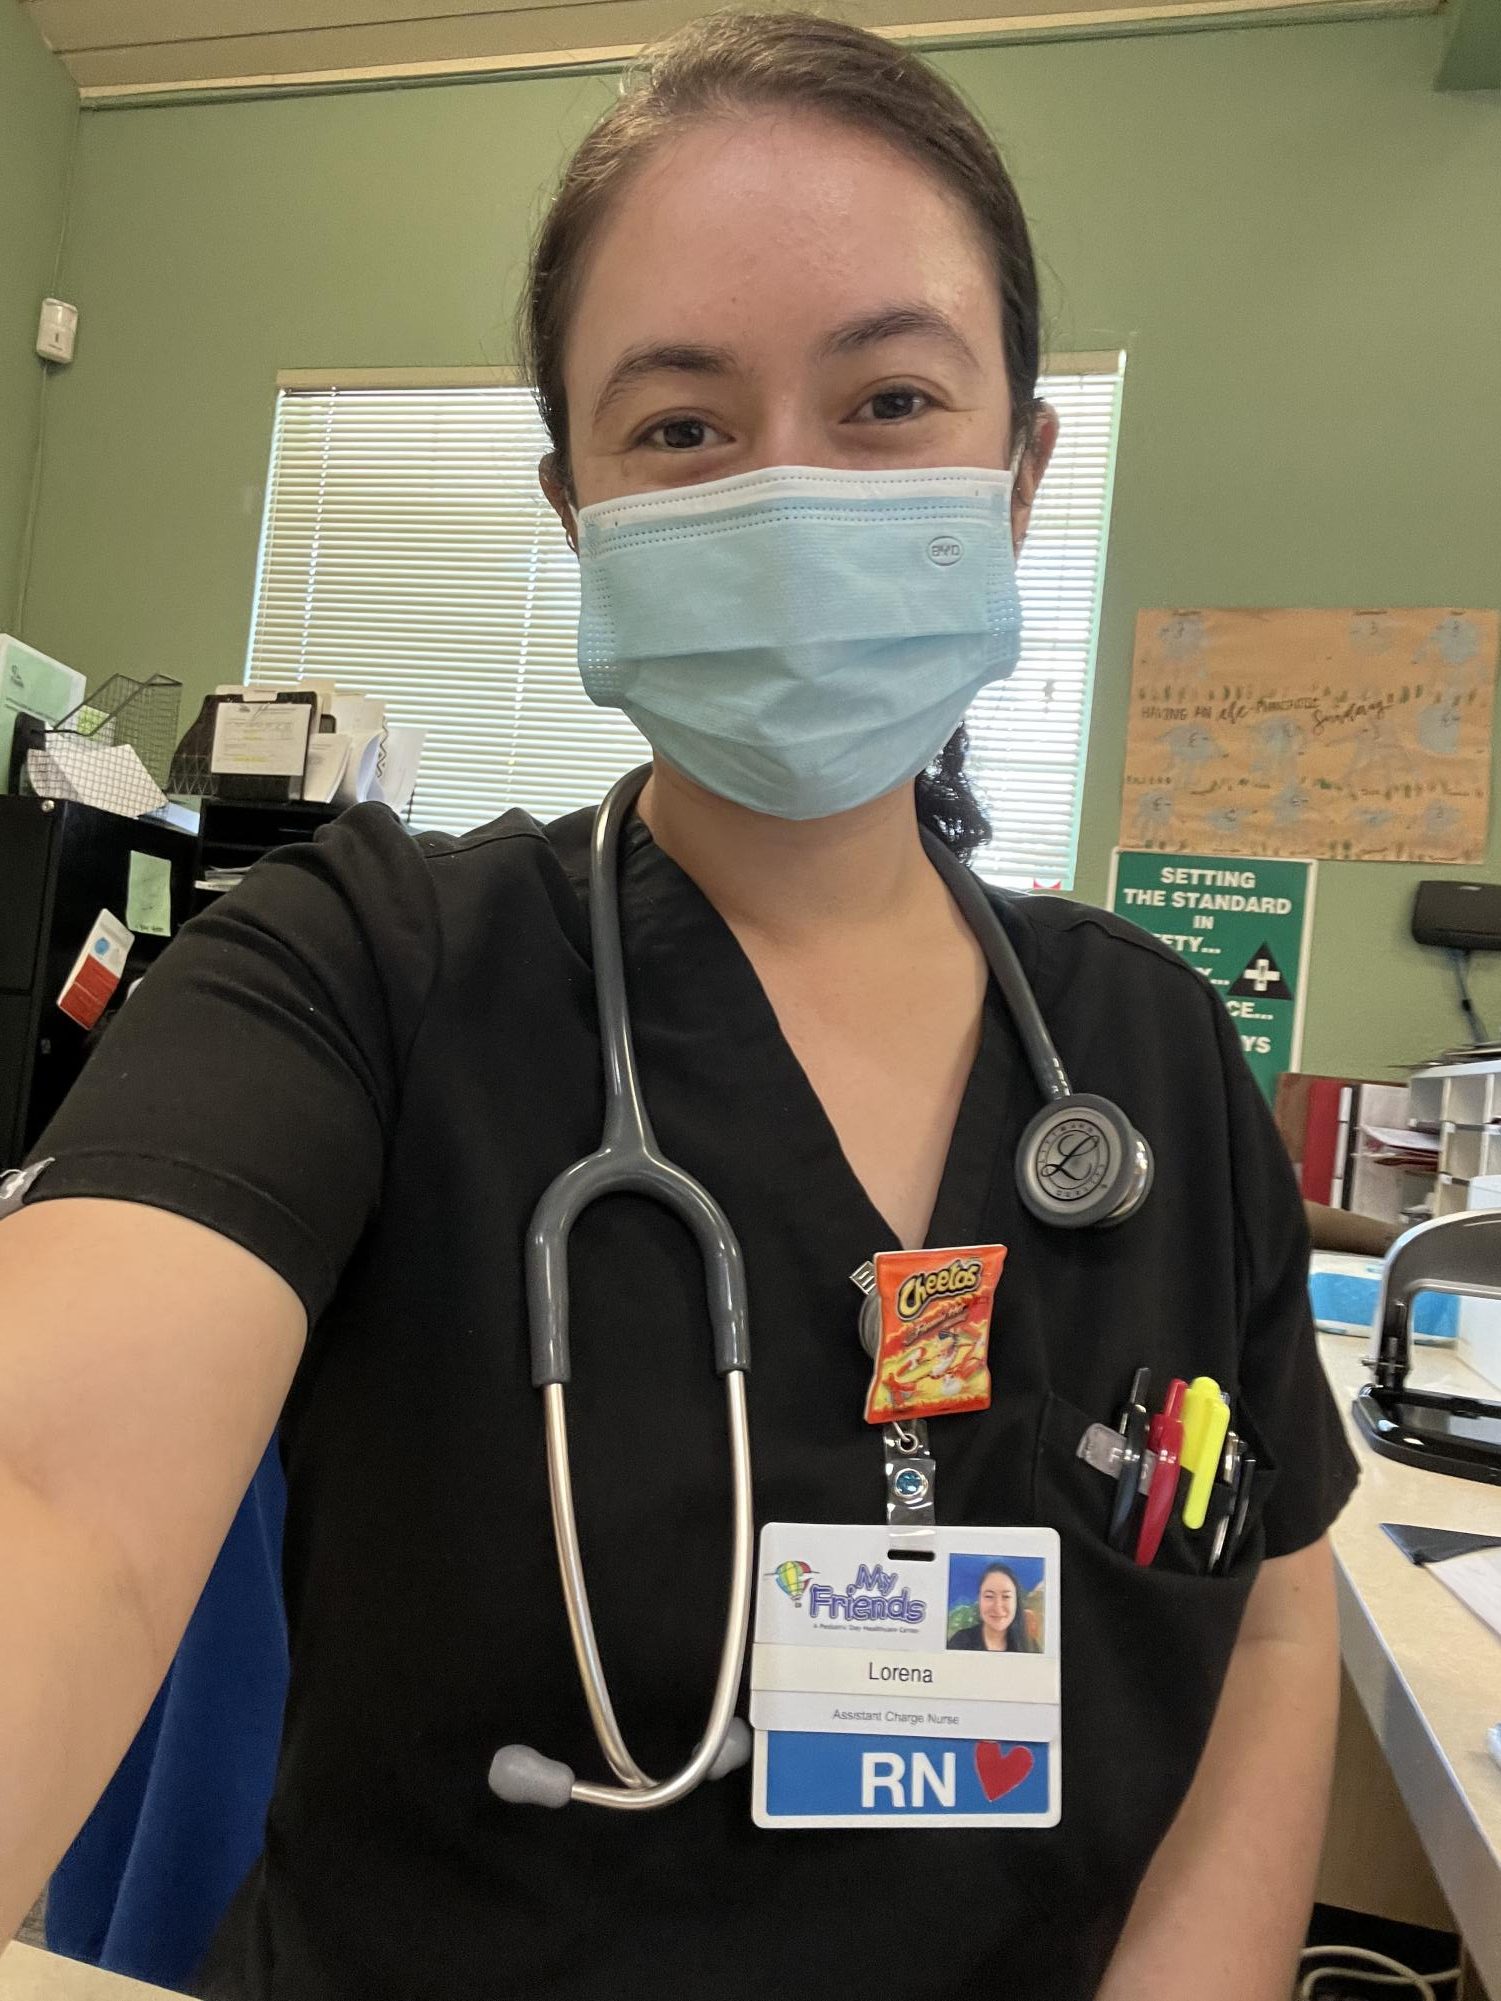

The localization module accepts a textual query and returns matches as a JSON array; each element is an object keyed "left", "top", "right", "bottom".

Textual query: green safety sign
[{"left": 1108, "top": 851, "right": 1316, "bottom": 1102}]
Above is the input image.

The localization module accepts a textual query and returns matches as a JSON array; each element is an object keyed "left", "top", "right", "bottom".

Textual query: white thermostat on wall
[{"left": 36, "top": 297, "right": 78, "bottom": 364}]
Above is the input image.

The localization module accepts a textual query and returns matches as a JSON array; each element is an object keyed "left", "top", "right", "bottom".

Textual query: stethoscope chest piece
[{"left": 1016, "top": 1093, "right": 1154, "bottom": 1230}]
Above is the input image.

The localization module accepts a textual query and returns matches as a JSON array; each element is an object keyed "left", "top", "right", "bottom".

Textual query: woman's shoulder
[
  {"left": 946, "top": 1623, "right": 985, "bottom": 1650},
  {"left": 273, "top": 799, "right": 592, "bottom": 955},
  {"left": 996, "top": 886, "right": 1226, "bottom": 1054},
  {"left": 986, "top": 883, "right": 1246, "bottom": 1121},
  {"left": 997, "top": 889, "right": 1215, "bottom": 1011}
]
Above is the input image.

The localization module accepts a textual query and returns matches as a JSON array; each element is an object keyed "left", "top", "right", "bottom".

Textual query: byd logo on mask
[{"left": 926, "top": 536, "right": 964, "bottom": 567}]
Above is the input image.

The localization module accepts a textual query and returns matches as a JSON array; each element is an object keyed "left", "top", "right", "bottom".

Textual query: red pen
[{"left": 1135, "top": 1378, "right": 1187, "bottom": 1567}]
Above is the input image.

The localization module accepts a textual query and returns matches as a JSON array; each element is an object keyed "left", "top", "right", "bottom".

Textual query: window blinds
[
  {"left": 968, "top": 363, "right": 1123, "bottom": 888},
  {"left": 246, "top": 359, "right": 1122, "bottom": 885}
]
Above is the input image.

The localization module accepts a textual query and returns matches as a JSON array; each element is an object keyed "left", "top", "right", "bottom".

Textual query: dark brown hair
[
  {"left": 521, "top": 10, "right": 1045, "bottom": 857},
  {"left": 978, "top": 1562, "right": 1038, "bottom": 1652}
]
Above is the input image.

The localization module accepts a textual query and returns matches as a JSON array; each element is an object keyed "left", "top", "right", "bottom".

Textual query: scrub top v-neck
[{"left": 23, "top": 800, "right": 1357, "bottom": 2001}]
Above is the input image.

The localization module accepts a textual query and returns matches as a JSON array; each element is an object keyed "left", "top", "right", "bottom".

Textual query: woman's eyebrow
[
  {"left": 816, "top": 305, "right": 980, "bottom": 368},
  {"left": 592, "top": 342, "right": 737, "bottom": 424}
]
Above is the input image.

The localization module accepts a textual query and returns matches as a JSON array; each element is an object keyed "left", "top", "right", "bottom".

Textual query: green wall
[
  {"left": 17, "top": 14, "right": 1501, "bottom": 1075},
  {"left": 0, "top": 0, "right": 76, "bottom": 631}
]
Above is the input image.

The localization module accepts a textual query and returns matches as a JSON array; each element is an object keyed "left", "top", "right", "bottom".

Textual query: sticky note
[{"left": 127, "top": 851, "right": 173, "bottom": 938}]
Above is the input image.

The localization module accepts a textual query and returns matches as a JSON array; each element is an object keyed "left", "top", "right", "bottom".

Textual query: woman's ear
[
  {"left": 1010, "top": 402, "right": 1059, "bottom": 556},
  {"left": 539, "top": 451, "right": 578, "bottom": 555}
]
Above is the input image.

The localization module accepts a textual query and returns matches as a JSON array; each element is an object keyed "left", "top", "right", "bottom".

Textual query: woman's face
[
  {"left": 979, "top": 1571, "right": 1018, "bottom": 1640},
  {"left": 551, "top": 110, "right": 1051, "bottom": 540}
]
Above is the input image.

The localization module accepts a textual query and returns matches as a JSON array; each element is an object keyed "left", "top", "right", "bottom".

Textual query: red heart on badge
[{"left": 974, "top": 1741, "right": 1034, "bottom": 1803}]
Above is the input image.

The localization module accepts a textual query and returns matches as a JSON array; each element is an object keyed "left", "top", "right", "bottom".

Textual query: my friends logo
[
  {"left": 896, "top": 1256, "right": 984, "bottom": 1322},
  {"left": 769, "top": 1559, "right": 816, "bottom": 1605},
  {"left": 808, "top": 1562, "right": 927, "bottom": 1626}
]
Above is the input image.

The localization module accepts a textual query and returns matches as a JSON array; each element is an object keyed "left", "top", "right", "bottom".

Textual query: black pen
[
  {"left": 1108, "top": 1366, "right": 1151, "bottom": 1551},
  {"left": 1220, "top": 1451, "right": 1258, "bottom": 1573},
  {"left": 1205, "top": 1432, "right": 1241, "bottom": 1575}
]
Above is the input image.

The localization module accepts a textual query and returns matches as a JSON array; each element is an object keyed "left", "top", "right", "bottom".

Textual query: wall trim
[{"left": 78, "top": 0, "right": 1438, "bottom": 106}]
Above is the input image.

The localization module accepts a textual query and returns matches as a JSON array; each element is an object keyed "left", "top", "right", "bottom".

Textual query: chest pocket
[
  {"left": 1012, "top": 1391, "right": 1279, "bottom": 1933},
  {"left": 1035, "top": 1389, "right": 1279, "bottom": 1584}
]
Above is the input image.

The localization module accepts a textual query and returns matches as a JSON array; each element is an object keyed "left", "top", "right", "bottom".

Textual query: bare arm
[
  {"left": 1303, "top": 1202, "right": 1400, "bottom": 1259},
  {"left": 1097, "top": 1538, "right": 1340, "bottom": 2001},
  {"left": 0, "top": 1198, "right": 304, "bottom": 1945}
]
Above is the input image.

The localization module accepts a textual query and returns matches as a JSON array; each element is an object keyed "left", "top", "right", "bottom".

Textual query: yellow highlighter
[{"left": 1179, "top": 1376, "right": 1231, "bottom": 1532}]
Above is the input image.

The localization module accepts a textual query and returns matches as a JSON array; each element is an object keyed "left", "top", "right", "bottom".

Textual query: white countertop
[
  {"left": 0, "top": 1945, "right": 180, "bottom": 1999},
  {"left": 1319, "top": 1334, "right": 1501, "bottom": 1991}
]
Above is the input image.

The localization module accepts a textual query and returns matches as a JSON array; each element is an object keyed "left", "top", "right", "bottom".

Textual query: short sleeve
[
  {"left": 19, "top": 804, "right": 439, "bottom": 1323},
  {"left": 1212, "top": 1000, "right": 1361, "bottom": 1557}
]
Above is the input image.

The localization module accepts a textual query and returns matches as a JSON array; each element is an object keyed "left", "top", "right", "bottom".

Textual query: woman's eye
[
  {"left": 638, "top": 417, "right": 725, "bottom": 452},
  {"left": 857, "top": 388, "right": 933, "bottom": 424}
]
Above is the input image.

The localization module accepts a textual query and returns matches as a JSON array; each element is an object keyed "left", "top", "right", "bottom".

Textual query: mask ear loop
[{"left": 1008, "top": 428, "right": 1032, "bottom": 551}]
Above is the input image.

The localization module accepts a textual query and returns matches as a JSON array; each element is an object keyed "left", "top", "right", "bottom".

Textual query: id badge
[{"left": 750, "top": 1523, "right": 1061, "bottom": 1829}]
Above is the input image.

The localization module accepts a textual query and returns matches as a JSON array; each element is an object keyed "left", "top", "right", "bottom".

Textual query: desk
[
  {"left": 0, "top": 1945, "right": 181, "bottom": 1999},
  {"left": 1320, "top": 1335, "right": 1501, "bottom": 1992}
]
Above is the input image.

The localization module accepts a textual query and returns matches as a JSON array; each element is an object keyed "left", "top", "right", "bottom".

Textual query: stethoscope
[{"left": 489, "top": 764, "right": 1153, "bottom": 1814}]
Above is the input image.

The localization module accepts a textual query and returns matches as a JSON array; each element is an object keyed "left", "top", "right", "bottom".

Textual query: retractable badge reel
[
  {"left": 853, "top": 1245, "right": 1006, "bottom": 1544},
  {"left": 853, "top": 1269, "right": 939, "bottom": 1548}
]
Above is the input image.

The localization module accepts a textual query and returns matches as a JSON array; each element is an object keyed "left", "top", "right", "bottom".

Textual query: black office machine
[
  {"left": 1354, "top": 1209, "right": 1501, "bottom": 1484},
  {"left": 0, "top": 795, "right": 196, "bottom": 1159}
]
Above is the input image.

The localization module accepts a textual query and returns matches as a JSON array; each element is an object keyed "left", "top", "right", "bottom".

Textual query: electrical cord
[
  {"left": 1450, "top": 949, "right": 1490, "bottom": 1047},
  {"left": 1297, "top": 1944, "right": 1462, "bottom": 2000}
]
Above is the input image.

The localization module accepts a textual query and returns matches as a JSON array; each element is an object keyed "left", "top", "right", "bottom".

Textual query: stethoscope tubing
[
  {"left": 541, "top": 1374, "right": 755, "bottom": 1808},
  {"left": 919, "top": 828, "right": 1072, "bottom": 1106},
  {"left": 499, "top": 761, "right": 1150, "bottom": 1814},
  {"left": 507, "top": 765, "right": 755, "bottom": 1810}
]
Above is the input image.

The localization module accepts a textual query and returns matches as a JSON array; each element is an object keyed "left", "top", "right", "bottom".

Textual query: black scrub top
[{"left": 24, "top": 802, "right": 1358, "bottom": 2001}]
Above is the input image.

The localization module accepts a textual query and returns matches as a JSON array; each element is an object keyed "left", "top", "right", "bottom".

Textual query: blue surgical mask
[{"left": 576, "top": 464, "right": 1022, "bottom": 820}]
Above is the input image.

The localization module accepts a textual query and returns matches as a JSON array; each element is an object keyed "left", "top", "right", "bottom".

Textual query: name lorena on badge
[{"left": 863, "top": 1244, "right": 1006, "bottom": 1424}]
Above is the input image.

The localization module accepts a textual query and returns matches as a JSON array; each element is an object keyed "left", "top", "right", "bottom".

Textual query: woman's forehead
[{"left": 565, "top": 111, "right": 1003, "bottom": 386}]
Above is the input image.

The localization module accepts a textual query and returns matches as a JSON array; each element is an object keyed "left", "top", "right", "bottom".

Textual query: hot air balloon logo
[{"left": 769, "top": 1559, "right": 815, "bottom": 1606}]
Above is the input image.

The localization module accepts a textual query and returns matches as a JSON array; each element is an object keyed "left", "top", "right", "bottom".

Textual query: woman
[
  {"left": 948, "top": 1562, "right": 1038, "bottom": 1653},
  {"left": 1, "top": 13, "right": 1357, "bottom": 1999}
]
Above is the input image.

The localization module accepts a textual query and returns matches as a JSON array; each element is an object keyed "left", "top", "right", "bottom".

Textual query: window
[
  {"left": 968, "top": 358, "right": 1123, "bottom": 889},
  {"left": 246, "top": 356, "right": 1123, "bottom": 886}
]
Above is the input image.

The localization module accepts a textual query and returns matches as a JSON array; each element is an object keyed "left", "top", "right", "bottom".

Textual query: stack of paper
[
  {"left": 28, "top": 736, "right": 168, "bottom": 820},
  {"left": 1362, "top": 1125, "right": 1442, "bottom": 1169},
  {"left": 1431, "top": 1546, "right": 1501, "bottom": 1642},
  {"left": 235, "top": 682, "right": 425, "bottom": 817}
]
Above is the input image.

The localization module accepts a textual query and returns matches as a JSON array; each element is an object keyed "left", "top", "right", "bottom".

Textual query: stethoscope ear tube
[
  {"left": 500, "top": 763, "right": 755, "bottom": 1812},
  {"left": 524, "top": 765, "right": 752, "bottom": 1389},
  {"left": 490, "top": 1373, "right": 754, "bottom": 1811}
]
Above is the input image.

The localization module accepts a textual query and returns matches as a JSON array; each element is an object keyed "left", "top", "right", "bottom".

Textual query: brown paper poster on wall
[{"left": 1120, "top": 608, "right": 1498, "bottom": 862}]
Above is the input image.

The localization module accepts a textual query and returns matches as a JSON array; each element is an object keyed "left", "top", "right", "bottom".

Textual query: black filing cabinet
[{"left": 0, "top": 797, "right": 196, "bottom": 1162}]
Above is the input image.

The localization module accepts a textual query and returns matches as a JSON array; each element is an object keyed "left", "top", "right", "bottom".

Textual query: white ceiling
[{"left": 26, "top": 0, "right": 1438, "bottom": 98}]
